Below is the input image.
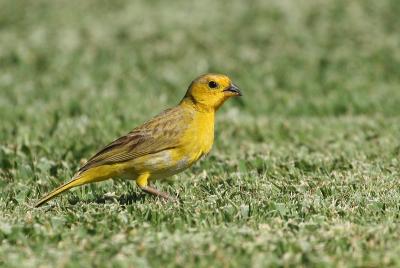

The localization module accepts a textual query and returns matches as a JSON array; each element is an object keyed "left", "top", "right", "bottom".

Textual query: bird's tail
[{"left": 35, "top": 170, "right": 101, "bottom": 207}]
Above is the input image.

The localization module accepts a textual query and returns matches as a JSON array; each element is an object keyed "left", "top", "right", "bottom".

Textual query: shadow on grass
[{"left": 70, "top": 192, "right": 147, "bottom": 206}]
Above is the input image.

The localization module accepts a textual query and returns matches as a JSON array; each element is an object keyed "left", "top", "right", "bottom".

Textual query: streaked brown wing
[{"left": 78, "top": 107, "right": 193, "bottom": 173}]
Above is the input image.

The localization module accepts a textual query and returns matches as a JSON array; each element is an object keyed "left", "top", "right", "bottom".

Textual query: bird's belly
[{"left": 132, "top": 150, "right": 195, "bottom": 179}]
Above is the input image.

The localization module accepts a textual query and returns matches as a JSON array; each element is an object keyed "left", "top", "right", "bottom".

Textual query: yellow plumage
[{"left": 35, "top": 73, "right": 241, "bottom": 207}]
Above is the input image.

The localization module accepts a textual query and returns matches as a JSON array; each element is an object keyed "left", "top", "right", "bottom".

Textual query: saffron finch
[{"left": 35, "top": 73, "right": 242, "bottom": 207}]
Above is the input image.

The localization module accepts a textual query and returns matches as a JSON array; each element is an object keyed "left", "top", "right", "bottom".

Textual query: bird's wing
[{"left": 77, "top": 107, "right": 193, "bottom": 173}]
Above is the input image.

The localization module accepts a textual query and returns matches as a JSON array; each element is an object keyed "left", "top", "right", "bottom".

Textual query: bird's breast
[{"left": 182, "top": 111, "right": 215, "bottom": 158}]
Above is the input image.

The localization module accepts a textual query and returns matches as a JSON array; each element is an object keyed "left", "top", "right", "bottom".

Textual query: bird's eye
[{"left": 208, "top": 81, "right": 218, "bottom": 88}]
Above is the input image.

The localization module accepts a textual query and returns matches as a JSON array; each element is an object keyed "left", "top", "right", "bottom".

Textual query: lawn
[{"left": 1, "top": 0, "right": 400, "bottom": 267}]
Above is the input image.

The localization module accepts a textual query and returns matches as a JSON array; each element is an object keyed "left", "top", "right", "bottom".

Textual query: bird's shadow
[{"left": 73, "top": 192, "right": 147, "bottom": 206}]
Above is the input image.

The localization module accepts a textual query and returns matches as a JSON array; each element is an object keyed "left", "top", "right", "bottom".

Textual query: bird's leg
[
  {"left": 140, "top": 185, "right": 175, "bottom": 200},
  {"left": 136, "top": 173, "right": 175, "bottom": 201}
]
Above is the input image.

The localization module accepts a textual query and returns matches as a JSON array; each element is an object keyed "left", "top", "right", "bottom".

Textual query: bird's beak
[{"left": 223, "top": 83, "right": 242, "bottom": 96}]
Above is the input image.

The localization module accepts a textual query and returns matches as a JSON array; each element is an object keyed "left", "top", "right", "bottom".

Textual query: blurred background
[
  {"left": 1, "top": 0, "right": 399, "bottom": 125},
  {"left": 1, "top": 0, "right": 400, "bottom": 267}
]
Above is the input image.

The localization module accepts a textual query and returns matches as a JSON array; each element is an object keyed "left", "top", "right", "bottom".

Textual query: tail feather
[
  {"left": 35, "top": 172, "right": 92, "bottom": 207},
  {"left": 35, "top": 164, "right": 124, "bottom": 207}
]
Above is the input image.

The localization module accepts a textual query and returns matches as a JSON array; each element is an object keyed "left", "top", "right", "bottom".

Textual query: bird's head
[{"left": 182, "top": 73, "right": 242, "bottom": 112}]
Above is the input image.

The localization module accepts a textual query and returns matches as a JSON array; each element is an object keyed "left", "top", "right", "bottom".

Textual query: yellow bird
[{"left": 35, "top": 73, "right": 242, "bottom": 207}]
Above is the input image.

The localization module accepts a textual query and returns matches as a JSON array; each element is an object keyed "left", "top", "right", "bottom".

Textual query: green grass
[{"left": 1, "top": 0, "right": 400, "bottom": 267}]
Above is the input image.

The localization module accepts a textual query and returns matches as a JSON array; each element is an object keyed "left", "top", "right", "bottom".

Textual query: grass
[{"left": 1, "top": 0, "right": 400, "bottom": 267}]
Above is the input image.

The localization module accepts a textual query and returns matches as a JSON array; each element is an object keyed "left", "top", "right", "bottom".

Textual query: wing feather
[{"left": 78, "top": 107, "right": 193, "bottom": 173}]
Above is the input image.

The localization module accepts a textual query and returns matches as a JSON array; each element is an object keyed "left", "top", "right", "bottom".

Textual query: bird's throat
[{"left": 180, "top": 96, "right": 216, "bottom": 113}]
